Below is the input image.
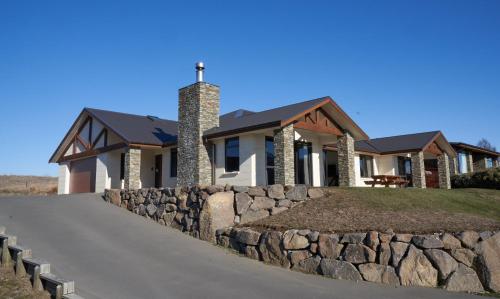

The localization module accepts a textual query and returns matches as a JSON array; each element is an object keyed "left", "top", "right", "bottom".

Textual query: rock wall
[
  {"left": 217, "top": 227, "right": 499, "bottom": 294},
  {"left": 103, "top": 184, "right": 323, "bottom": 241}
]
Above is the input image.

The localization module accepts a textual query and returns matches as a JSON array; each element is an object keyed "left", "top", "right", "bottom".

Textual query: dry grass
[
  {"left": 0, "top": 175, "right": 57, "bottom": 196},
  {"left": 0, "top": 267, "right": 50, "bottom": 299},
  {"left": 245, "top": 187, "right": 500, "bottom": 234}
]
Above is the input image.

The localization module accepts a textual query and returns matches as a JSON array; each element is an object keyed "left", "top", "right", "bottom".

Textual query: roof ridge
[
  {"left": 85, "top": 107, "right": 177, "bottom": 123},
  {"left": 368, "top": 130, "right": 440, "bottom": 141}
]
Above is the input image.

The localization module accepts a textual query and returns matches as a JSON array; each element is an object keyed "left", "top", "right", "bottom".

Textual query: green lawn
[{"left": 340, "top": 188, "right": 500, "bottom": 221}]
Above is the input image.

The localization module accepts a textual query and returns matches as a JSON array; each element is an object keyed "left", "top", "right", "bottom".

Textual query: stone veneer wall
[
  {"left": 124, "top": 148, "right": 141, "bottom": 189},
  {"left": 337, "top": 132, "right": 355, "bottom": 187},
  {"left": 437, "top": 153, "right": 451, "bottom": 189},
  {"left": 274, "top": 125, "right": 295, "bottom": 186},
  {"left": 217, "top": 227, "right": 499, "bottom": 294},
  {"left": 177, "top": 82, "right": 220, "bottom": 186},
  {"left": 449, "top": 156, "right": 458, "bottom": 176},
  {"left": 411, "top": 151, "right": 426, "bottom": 188}
]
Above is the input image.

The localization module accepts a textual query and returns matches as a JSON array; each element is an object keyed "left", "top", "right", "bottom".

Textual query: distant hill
[{"left": 0, "top": 175, "right": 57, "bottom": 196}]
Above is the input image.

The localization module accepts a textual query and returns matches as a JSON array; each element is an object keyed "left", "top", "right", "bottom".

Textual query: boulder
[
  {"left": 379, "top": 232, "right": 394, "bottom": 244},
  {"left": 165, "top": 203, "right": 177, "bottom": 212},
  {"left": 250, "top": 197, "right": 275, "bottom": 211},
  {"left": 259, "top": 231, "right": 290, "bottom": 267},
  {"left": 424, "top": 249, "right": 458, "bottom": 280},
  {"left": 235, "top": 193, "right": 252, "bottom": 215},
  {"left": 398, "top": 245, "right": 438, "bottom": 287},
  {"left": 412, "top": 235, "right": 443, "bottom": 249},
  {"left": 285, "top": 185, "right": 307, "bottom": 201},
  {"left": 267, "top": 184, "right": 285, "bottom": 199},
  {"left": 358, "top": 263, "right": 400, "bottom": 285},
  {"left": 480, "top": 231, "right": 493, "bottom": 241},
  {"left": 457, "top": 231, "right": 480, "bottom": 249},
  {"left": 232, "top": 186, "right": 249, "bottom": 193},
  {"left": 307, "top": 188, "right": 324, "bottom": 199},
  {"left": 166, "top": 196, "right": 177, "bottom": 204},
  {"left": 244, "top": 245, "right": 260, "bottom": 260},
  {"left": 366, "top": 231, "right": 379, "bottom": 251},
  {"left": 283, "top": 230, "right": 309, "bottom": 250},
  {"left": 390, "top": 242, "right": 409, "bottom": 267},
  {"left": 163, "top": 212, "right": 175, "bottom": 225},
  {"left": 341, "top": 233, "right": 366, "bottom": 244},
  {"left": 248, "top": 187, "right": 266, "bottom": 197},
  {"left": 289, "top": 250, "right": 311, "bottom": 265},
  {"left": 474, "top": 232, "right": 500, "bottom": 292},
  {"left": 441, "top": 233, "right": 462, "bottom": 250},
  {"left": 108, "top": 189, "right": 121, "bottom": 206},
  {"left": 320, "top": 259, "right": 362, "bottom": 281},
  {"left": 206, "top": 185, "right": 225, "bottom": 194},
  {"left": 277, "top": 199, "right": 293, "bottom": 208},
  {"left": 343, "top": 244, "right": 376, "bottom": 264},
  {"left": 378, "top": 242, "right": 391, "bottom": 266},
  {"left": 239, "top": 209, "right": 269, "bottom": 224},
  {"left": 146, "top": 204, "right": 157, "bottom": 217},
  {"left": 445, "top": 264, "right": 484, "bottom": 293},
  {"left": 156, "top": 204, "right": 165, "bottom": 218},
  {"left": 294, "top": 256, "right": 321, "bottom": 274},
  {"left": 450, "top": 248, "right": 475, "bottom": 267},
  {"left": 271, "top": 207, "right": 288, "bottom": 215},
  {"left": 310, "top": 243, "right": 318, "bottom": 254},
  {"left": 199, "top": 191, "right": 235, "bottom": 243},
  {"left": 394, "top": 234, "right": 413, "bottom": 243},
  {"left": 235, "top": 228, "right": 261, "bottom": 246},
  {"left": 307, "top": 231, "right": 320, "bottom": 242},
  {"left": 318, "top": 234, "right": 339, "bottom": 258}
]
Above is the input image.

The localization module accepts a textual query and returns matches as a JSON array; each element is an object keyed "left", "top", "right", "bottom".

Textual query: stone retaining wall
[
  {"left": 217, "top": 227, "right": 500, "bottom": 294},
  {"left": 103, "top": 184, "right": 324, "bottom": 242}
]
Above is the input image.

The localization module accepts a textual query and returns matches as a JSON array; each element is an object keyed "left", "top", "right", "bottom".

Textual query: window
[
  {"left": 295, "top": 142, "right": 313, "bottom": 185},
  {"left": 225, "top": 137, "right": 240, "bottom": 172},
  {"left": 486, "top": 157, "right": 493, "bottom": 169},
  {"left": 359, "top": 155, "right": 374, "bottom": 178},
  {"left": 120, "top": 153, "right": 125, "bottom": 180},
  {"left": 170, "top": 148, "right": 177, "bottom": 177},
  {"left": 265, "top": 136, "right": 275, "bottom": 185},
  {"left": 458, "top": 152, "right": 468, "bottom": 174}
]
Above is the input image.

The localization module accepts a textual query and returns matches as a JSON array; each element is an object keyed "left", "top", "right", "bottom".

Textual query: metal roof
[{"left": 451, "top": 142, "right": 500, "bottom": 157}]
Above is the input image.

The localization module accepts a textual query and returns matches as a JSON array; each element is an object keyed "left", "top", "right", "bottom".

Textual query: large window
[
  {"left": 265, "top": 136, "right": 275, "bottom": 185},
  {"left": 295, "top": 142, "right": 313, "bottom": 185},
  {"left": 225, "top": 137, "right": 240, "bottom": 172},
  {"left": 120, "top": 153, "right": 125, "bottom": 180},
  {"left": 170, "top": 148, "right": 177, "bottom": 177},
  {"left": 359, "top": 155, "right": 374, "bottom": 178},
  {"left": 486, "top": 157, "right": 494, "bottom": 169},
  {"left": 458, "top": 152, "right": 468, "bottom": 174}
]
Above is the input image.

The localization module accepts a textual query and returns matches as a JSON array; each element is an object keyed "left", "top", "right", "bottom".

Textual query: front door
[
  {"left": 424, "top": 159, "right": 439, "bottom": 188},
  {"left": 154, "top": 154, "right": 162, "bottom": 188},
  {"left": 295, "top": 142, "right": 313, "bottom": 185},
  {"left": 265, "top": 137, "right": 275, "bottom": 185}
]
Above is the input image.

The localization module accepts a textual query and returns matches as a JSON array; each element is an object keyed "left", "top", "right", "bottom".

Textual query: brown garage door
[{"left": 70, "top": 157, "right": 96, "bottom": 193}]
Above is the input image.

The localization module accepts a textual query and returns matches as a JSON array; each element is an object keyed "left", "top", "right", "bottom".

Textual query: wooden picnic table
[{"left": 365, "top": 175, "right": 409, "bottom": 188}]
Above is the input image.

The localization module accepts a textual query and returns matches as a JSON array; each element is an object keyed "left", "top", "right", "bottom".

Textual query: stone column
[
  {"left": 411, "top": 151, "right": 426, "bottom": 189},
  {"left": 449, "top": 156, "right": 458, "bottom": 176},
  {"left": 437, "top": 153, "right": 451, "bottom": 189},
  {"left": 124, "top": 148, "right": 141, "bottom": 189},
  {"left": 467, "top": 153, "right": 474, "bottom": 173},
  {"left": 337, "top": 132, "right": 355, "bottom": 187},
  {"left": 274, "top": 124, "right": 295, "bottom": 186}
]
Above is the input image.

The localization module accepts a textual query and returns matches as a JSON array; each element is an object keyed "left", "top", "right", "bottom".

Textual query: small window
[
  {"left": 120, "top": 153, "right": 125, "bottom": 180},
  {"left": 225, "top": 137, "right": 240, "bottom": 172},
  {"left": 359, "top": 155, "right": 374, "bottom": 178},
  {"left": 170, "top": 148, "right": 177, "bottom": 177}
]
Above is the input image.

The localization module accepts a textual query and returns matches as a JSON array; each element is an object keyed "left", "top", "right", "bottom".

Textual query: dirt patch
[
  {"left": 0, "top": 267, "right": 50, "bottom": 299},
  {"left": 0, "top": 175, "right": 57, "bottom": 196},
  {"left": 244, "top": 189, "right": 500, "bottom": 234}
]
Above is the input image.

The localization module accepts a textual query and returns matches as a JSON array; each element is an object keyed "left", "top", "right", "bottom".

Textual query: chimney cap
[{"left": 195, "top": 61, "right": 205, "bottom": 70}]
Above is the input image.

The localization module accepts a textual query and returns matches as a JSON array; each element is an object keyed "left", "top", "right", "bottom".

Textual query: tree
[{"left": 477, "top": 138, "right": 497, "bottom": 152}]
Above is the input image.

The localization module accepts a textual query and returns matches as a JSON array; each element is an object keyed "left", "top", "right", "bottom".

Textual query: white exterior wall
[
  {"left": 162, "top": 147, "right": 177, "bottom": 188},
  {"left": 294, "top": 130, "right": 334, "bottom": 187},
  {"left": 214, "top": 135, "right": 258, "bottom": 186},
  {"left": 107, "top": 150, "right": 124, "bottom": 189},
  {"left": 57, "top": 163, "right": 70, "bottom": 194},
  {"left": 95, "top": 154, "right": 109, "bottom": 193},
  {"left": 354, "top": 153, "right": 398, "bottom": 187},
  {"left": 377, "top": 156, "right": 397, "bottom": 176},
  {"left": 140, "top": 150, "right": 156, "bottom": 188}
]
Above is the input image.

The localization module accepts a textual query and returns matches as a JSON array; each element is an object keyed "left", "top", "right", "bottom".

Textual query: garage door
[{"left": 70, "top": 157, "right": 96, "bottom": 193}]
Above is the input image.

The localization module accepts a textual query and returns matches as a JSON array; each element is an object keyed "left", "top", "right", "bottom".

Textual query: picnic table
[{"left": 364, "top": 175, "right": 409, "bottom": 188}]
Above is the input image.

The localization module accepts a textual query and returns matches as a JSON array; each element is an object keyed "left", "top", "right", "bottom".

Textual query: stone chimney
[{"left": 177, "top": 62, "right": 220, "bottom": 186}]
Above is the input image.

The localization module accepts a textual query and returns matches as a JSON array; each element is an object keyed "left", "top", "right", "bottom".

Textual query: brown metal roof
[
  {"left": 355, "top": 131, "right": 442, "bottom": 154},
  {"left": 451, "top": 142, "right": 500, "bottom": 157}
]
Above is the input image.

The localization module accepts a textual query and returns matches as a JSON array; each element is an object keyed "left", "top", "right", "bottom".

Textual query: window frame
[
  {"left": 359, "top": 154, "right": 374, "bottom": 178},
  {"left": 224, "top": 137, "right": 240, "bottom": 172},
  {"left": 170, "top": 148, "right": 177, "bottom": 178},
  {"left": 120, "top": 153, "right": 125, "bottom": 180}
]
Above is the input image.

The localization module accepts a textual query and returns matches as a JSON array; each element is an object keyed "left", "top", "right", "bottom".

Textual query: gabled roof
[
  {"left": 85, "top": 108, "right": 178, "bottom": 146},
  {"left": 344, "top": 131, "right": 456, "bottom": 157},
  {"left": 451, "top": 142, "right": 500, "bottom": 157},
  {"left": 205, "top": 97, "right": 369, "bottom": 140}
]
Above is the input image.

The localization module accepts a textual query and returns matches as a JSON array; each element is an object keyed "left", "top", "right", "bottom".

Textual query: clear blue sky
[{"left": 1, "top": 0, "right": 499, "bottom": 176}]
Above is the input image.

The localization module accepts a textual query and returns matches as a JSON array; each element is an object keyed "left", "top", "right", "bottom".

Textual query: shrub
[{"left": 452, "top": 167, "right": 500, "bottom": 189}]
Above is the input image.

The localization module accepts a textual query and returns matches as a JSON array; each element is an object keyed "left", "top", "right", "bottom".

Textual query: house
[
  {"left": 49, "top": 63, "right": 455, "bottom": 193},
  {"left": 450, "top": 142, "right": 500, "bottom": 175}
]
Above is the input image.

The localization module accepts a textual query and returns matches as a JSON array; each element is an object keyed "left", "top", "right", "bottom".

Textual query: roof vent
[
  {"left": 234, "top": 109, "right": 245, "bottom": 118},
  {"left": 147, "top": 115, "right": 159, "bottom": 121},
  {"left": 195, "top": 61, "right": 204, "bottom": 82}
]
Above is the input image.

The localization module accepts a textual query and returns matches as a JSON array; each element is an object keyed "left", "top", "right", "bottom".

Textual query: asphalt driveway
[{"left": 0, "top": 194, "right": 486, "bottom": 299}]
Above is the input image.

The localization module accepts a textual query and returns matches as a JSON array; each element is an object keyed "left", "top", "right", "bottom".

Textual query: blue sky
[{"left": 1, "top": 0, "right": 499, "bottom": 176}]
